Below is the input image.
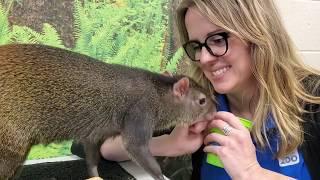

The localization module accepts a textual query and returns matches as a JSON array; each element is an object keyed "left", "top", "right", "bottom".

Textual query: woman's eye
[
  {"left": 192, "top": 44, "right": 201, "bottom": 51},
  {"left": 214, "top": 38, "right": 224, "bottom": 44},
  {"left": 207, "top": 35, "right": 226, "bottom": 46},
  {"left": 208, "top": 37, "right": 224, "bottom": 45}
]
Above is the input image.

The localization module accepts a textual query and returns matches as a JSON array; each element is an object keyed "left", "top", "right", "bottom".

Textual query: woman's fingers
[
  {"left": 189, "top": 121, "right": 209, "bottom": 134},
  {"left": 203, "top": 132, "right": 229, "bottom": 146},
  {"left": 212, "top": 111, "right": 248, "bottom": 130},
  {"left": 203, "top": 143, "right": 220, "bottom": 154},
  {"left": 208, "top": 119, "right": 238, "bottom": 136}
]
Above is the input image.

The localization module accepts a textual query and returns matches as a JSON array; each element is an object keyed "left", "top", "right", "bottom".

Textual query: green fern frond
[
  {"left": 72, "top": 0, "right": 171, "bottom": 73},
  {"left": 0, "top": 3, "right": 11, "bottom": 45},
  {"left": 11, "top": 23, "right": 65, "bottom": 48},
  {"left": 39, "top": 23, "right": 64, "bottom": 48},
  {"left": 73, "top": 0, "right": 95, "bottom": 54},
  {"left": 11, "top": 25, "right": 41, "bottom": 44},
  {"left": 165, "top": 48, "right": 184, "bottom": 73}
]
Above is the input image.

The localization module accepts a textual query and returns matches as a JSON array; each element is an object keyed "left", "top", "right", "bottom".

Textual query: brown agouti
[{"left": 0, "top": 44, "right": 215, "bottom": 180}]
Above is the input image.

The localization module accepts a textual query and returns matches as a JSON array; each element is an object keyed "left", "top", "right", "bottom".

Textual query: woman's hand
[
  {"left": 101, "top": 118, "right": 210, "bottom": 161},
  {"left": 160, "top": 120, "right": 209, "bottom": 156},
  {"left": 203, "top": 111, "right": 261, "bottom": 179}
]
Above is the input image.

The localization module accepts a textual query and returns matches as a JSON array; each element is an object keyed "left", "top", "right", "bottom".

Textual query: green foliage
[
  {"left": 1, "top": 0, "right": 182, "bottom": 71},
  {"left": 162, "top": 5, "right": 177, "bottom": 71},
  {"left": 73, "top": 0, "right": 176, "bottom": 72},
  {"left": 27, "top": 141, "right": 72, "bottom": 160},
  {"left": 73, "top": 0, "right": 129, "bottom": 60},
  {"left": 165, "top": 48, "right": 184, "bottom": 73},
  {"left": 11, "top": 23, "right": 65, "bottom": 48},
  {"left": 0, "top": 1, "right": 64, "bottom": 48},
  {"left": 0, "top": 3, "right": 11, "bottom": 45}
]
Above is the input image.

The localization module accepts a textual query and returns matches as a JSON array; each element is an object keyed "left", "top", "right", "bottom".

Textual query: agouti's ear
[{"left": 173, "top": 77, "right": 190, "bottom": 98}]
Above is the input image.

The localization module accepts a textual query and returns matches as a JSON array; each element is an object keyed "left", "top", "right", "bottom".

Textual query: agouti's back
[{"left": 0, "top": 44, "right": 175, "bottom": 143}]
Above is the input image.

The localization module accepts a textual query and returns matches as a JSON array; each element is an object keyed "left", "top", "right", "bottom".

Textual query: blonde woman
[
  {"left": 175, "top": 0, "right": 320, "bottom": 179},
  {"left": 98, "top": 0, "right": 320, "bottom": 179}
]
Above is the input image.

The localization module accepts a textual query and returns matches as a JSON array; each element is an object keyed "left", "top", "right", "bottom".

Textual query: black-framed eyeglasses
[{"left": 183, "top": 32, "right": 229, "bottom": 61}]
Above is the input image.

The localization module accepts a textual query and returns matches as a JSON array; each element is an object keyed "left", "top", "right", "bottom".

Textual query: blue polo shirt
[{"left": 201, "top": 94, "right": 311, "bottom": 180}]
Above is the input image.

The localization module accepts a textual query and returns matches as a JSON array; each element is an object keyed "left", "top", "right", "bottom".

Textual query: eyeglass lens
[{"left": 183, "top": 33, "right": 228, "bottom": 61}]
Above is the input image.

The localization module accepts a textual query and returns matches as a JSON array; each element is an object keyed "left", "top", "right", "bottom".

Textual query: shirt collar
[{"left": 216, "top": 94, "right": 276, "bottom": 130}]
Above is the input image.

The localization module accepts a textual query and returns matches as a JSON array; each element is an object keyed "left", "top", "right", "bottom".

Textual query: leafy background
[{"left": 0, "top": 0, "right": 184, "bottom": 160}]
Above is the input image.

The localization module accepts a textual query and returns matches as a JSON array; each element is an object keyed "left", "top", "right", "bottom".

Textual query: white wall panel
[{"left": 276, "top": 0, "right": 320, "bottom": 69}]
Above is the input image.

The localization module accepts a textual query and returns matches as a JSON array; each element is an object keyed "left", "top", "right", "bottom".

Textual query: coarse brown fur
[{"left": 0, "top": 44, "right": 215, "bottom": 180}]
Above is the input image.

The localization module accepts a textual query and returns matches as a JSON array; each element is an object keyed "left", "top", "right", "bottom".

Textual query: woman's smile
[{"left": 211, "top": 65, "right": 231, "bottom": 78}]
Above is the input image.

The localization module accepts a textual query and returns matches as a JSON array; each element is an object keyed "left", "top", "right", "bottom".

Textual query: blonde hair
[{"left": 175, "top": 0, "right": 320, "bottom": 157}]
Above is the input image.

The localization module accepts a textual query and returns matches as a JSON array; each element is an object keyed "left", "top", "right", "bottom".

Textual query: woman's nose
[{"left": 199, "top": 47, "right": 218, "bottom": 65}]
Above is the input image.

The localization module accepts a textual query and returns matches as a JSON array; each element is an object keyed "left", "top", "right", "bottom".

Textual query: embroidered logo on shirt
[{"left": 278, "top": 149, "right": 300, "bottom": 167}]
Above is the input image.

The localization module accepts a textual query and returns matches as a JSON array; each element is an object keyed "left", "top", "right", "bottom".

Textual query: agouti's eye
[{"left": 199, "top": 98, "right": 206, "bottom": 106}]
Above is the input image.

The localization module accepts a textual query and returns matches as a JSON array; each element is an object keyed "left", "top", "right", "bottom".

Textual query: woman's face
[{"left": 184, "top": 6, "right": 256, "bottom": 95}]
